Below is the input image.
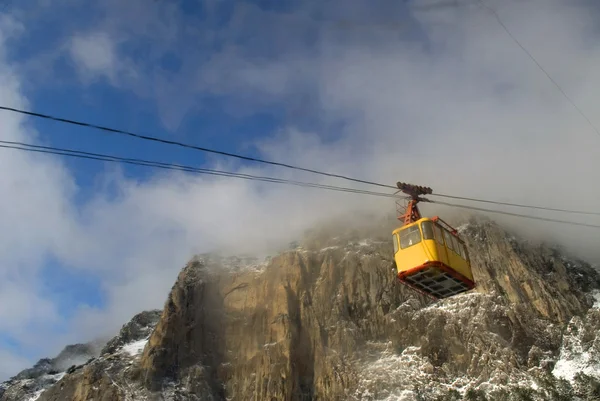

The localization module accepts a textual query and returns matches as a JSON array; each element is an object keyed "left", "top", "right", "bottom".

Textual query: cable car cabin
[{"left": 392, "top": 217, "right": 475, "bottom": 300}]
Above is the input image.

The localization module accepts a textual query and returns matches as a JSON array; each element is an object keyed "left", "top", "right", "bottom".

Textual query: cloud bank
[{"left": 1, "top": 0, "right": 600, "bottom": 380}]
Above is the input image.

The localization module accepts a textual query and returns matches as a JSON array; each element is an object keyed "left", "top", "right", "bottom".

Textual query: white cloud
[
  {"left": 67, "top": 31, "right": 137, "bottom": 85},
  {"left": 68, "top": 32, "right": 117, "bottom": 81},
  {"left": 2, "top": 0, "right": 600, "bottom": 381},
  {"left": 0, "top": 16, "right": 76, "bottom": 378}
]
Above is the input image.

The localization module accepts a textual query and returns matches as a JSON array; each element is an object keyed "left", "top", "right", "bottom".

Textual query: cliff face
[
  {"left": 2, "top": 215, "right": 600, "bottom": 401},
  {"left": 140, "top": 238, "right": 411, "bottom": 400},
  {"left": 462, "top": 220, "right": 598, "bottom": 323}
]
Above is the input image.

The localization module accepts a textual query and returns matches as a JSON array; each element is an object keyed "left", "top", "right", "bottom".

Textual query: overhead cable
[
  {"left": 0, "top": 105, "right": 395, "bottom": 190},
  {"left": 431, "top": 193, "right": 600, "bottom": 217},
  {"left": 2, "top": 140, "right": 600, "bottom": 229},
  {"left": 0, "top": 140, "right": 400, "bottom": 198},
  {"left": 478, "top": 0, "right": 600, "bottom": 139},
  {"left": 0, "top": 105, "right": 598, "bottom": 217},
  {"left": 432, "top": 200, "right": 600, "bottom": 229}
]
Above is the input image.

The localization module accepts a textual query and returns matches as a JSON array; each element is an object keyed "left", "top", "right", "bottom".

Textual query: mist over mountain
[{"left": 2, "top": 214, "right": 600, "bottom": 401}]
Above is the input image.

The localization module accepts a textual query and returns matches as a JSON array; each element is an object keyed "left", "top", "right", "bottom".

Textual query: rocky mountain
[
  {"left": 0, "top": 343, "right": 99, "bottom": 401},
  {"left": 2, "top": 214, "right": 600, "bottom": 401},
  {"left": 0, "top": 310, "right": 161, "bottom": 401}
]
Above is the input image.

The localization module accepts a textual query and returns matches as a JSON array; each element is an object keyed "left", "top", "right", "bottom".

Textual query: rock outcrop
[
  {"left": 2, "top": 214, "right": 600, "bottom": 400},
  {"left": 101, "top": 310, "right": 162, "bottom": 356},
  {"left": 461, "top": 219, "right": 600, "bottom": 323},
  {"left": 0, "top": 340, "right": 103, "bottom": 401}
]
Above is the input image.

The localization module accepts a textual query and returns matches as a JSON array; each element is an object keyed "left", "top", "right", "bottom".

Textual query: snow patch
[
  {"left": 244, "top": 261, "right": 269, "bottom": 273},
  {"left": 552, "top": 290, "right": 600, "bottom": 383},
  {"left": 456, "top": 223, "right": 470, "bottom": 233},
  {"left": 122, "top": 338, "right": 149, "bottom": 357},
  {"left": 591, "top": 290, "right": 600, "bottom": 308},
  {"left": 27, "top": 389, "right": 45, "bottom": 401},
  {"left": 195, "top": 254, "right": 271, "bottom": 273},
  {"left": 420, "top": 291, "right": 486, "bottom": 314},
  {"left": 43, "top": 372, "right": 66, "bottom": 382},
  {"left": 553, "top": 351, "right": 600, "bottom": 383},
  {"left": 553, "top": 309, "right": 600, "bottom": 383},
  {"left": 354, "top": 342, "right": 443, "bottom": 400}
]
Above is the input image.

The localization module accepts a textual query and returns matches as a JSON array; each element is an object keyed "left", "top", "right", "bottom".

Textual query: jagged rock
[
  {"left": 13, "top": 358, "right": 54, "bottom": 381},
  {"left": 38, "top": 359, "right": 126, "bottom": 401},
  {"left": 52, "top": 344, "right": 99, "bottom": 372},
  {"left": 101, "top": 310, "right": 162, "bottom": 355},
  {"left": 552, "top": 296, "right": 600, "bottom": 385},
  {"left": 0, "top": 342, "right": 100, "bottom": 401},
  {"left": 461, "top": 217, "right": 599, "bottom": 323}
]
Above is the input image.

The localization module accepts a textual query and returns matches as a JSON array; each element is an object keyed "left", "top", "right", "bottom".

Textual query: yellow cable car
[{"left": 392, "top": 182, "right": 475, "bottom": 300}]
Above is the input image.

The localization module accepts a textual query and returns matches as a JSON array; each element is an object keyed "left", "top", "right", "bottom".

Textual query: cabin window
[
  {"left": 455, "top": 239, "right": 465, "bottom": 258},
  {"left": 421, "top": 221, "right": 434, "bottom": 240},
  {"left": 462, "top": 243, "right": 470, "bottom": 262},
  {"left": 456, "top": 240, "right": 467, "bottom": 259},
  {"left": 393, "top": 234, "right": 399, "bottom": 253},
  {"left": 451, "top": 236, "right": 461, "bottom": 256},
  {"left": 400, "top": 225, "right": 422, "bottom": 249},
  {"left": 434, "top": 224, "right": 444, "bottom": 245},
  {"left": 443, "top": 229, "right": 454, "bottom": 252}
]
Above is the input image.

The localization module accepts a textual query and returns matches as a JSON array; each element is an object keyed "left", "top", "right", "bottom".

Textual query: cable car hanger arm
[{"left": 395, "top": 181, "right": 433, "bottom": 225}]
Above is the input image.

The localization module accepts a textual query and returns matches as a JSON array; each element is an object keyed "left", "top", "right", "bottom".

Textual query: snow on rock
[
  {"left": 553, "top": 354, "right": 600, "bottom": 383},
  {"left": 1, "top": 310, "right": 163, "bottom": 401},
  {"left": 552, "top": 334, "right": 600, "bottom": 383},
  {"left": 353, "top": 342, "right": 450, "bottom": 400},
  {"left": 38, "top": 372, "right": 66, "bottom": 384},
  {"left": 0, "top": 369, "right": 69, "bottom": 401},
  {"left": 26, "top": 389, "right": 44, "bottom": 401},
  {"left": 101, "top": 310, "right": 161, "bottom": 356},
  {"left": 419, "top": 290, "right": 490, "bottom": 314},
  {"left": 191, "top": 253, "right": 271, "bottom": 274},
  {"left": 456, "top": 223, "right": 470, "bottom": 233},
  {"left": 121, "top": 338, "right": 149, "bottom": 357},
  {"left": 354, "top": 336, "right": 542, "bottom": 401},
  {"left": 592, "top": 290, "right": 600, "bottom": 308},
  {"left": 552, "top": 292, "right": 600, "bottom": 383}
]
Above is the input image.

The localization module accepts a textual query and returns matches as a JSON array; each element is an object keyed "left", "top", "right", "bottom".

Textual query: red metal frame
[
  {"left": 431, "top": 216, "right": 458, "bottom": 236},
  {"left": 397, "top": 262, "right": 475, "bottom": 301},
  {"left": 396, "top": 277, "right": 439, "bottom": 301},
  {"left": 398, "top": 199, "right": 422, "bottom": 225},
  {"left": 395, "top": 181, "right": 433, "bottom": 226}
]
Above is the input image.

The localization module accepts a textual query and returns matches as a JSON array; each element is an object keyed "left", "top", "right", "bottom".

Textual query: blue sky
[{"left": 1, "top": 0, "right": 600, "bottom": 381}]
